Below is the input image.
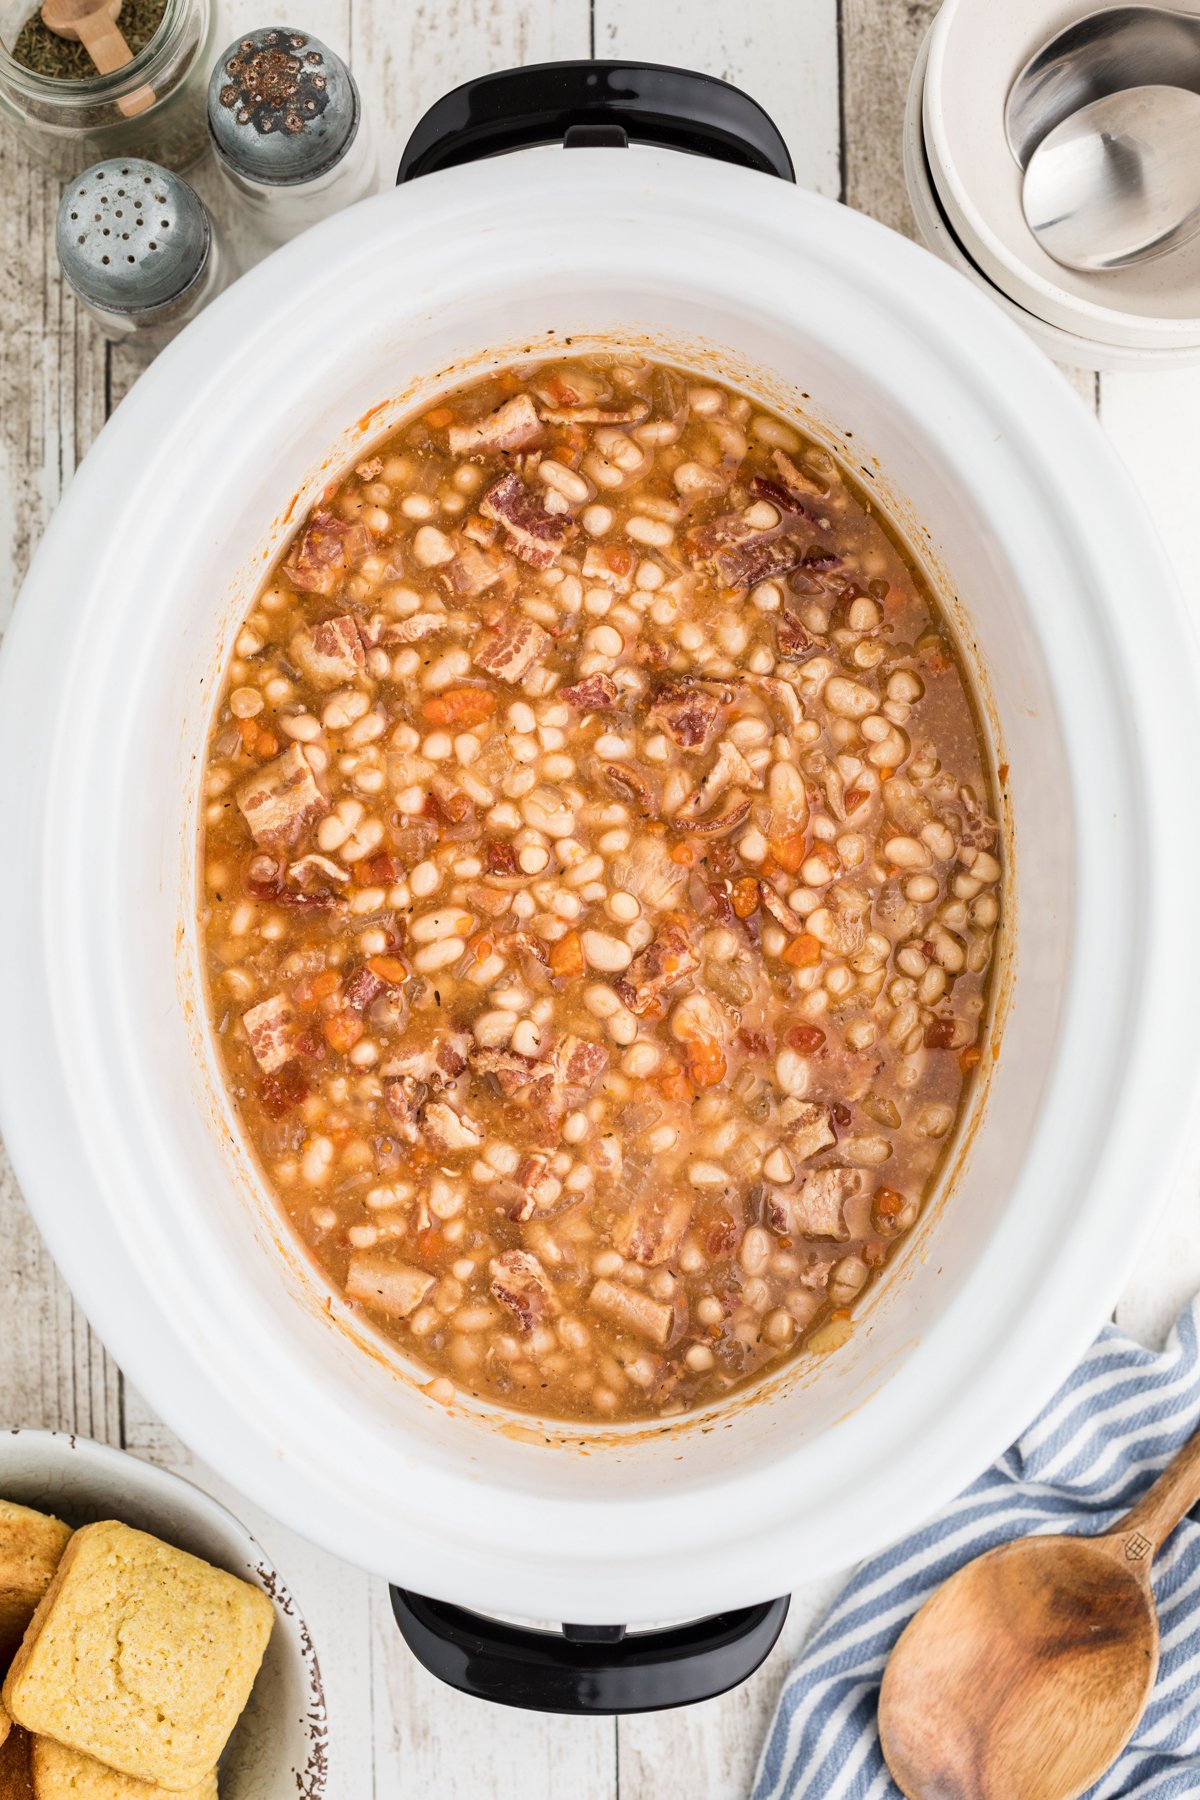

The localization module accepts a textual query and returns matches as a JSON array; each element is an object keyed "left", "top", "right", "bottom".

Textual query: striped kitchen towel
[{"left": 754, "top": 1297, "right": 1200, "bottom": 1800}]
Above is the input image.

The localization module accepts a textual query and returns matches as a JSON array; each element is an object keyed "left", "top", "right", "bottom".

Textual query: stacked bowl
[{"left": 906, "top": 0, "right": 1200, "bottom": 370}]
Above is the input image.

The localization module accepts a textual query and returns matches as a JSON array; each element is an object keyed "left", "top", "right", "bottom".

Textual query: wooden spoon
[
  {"left": 878, "top": 1426, "right": 1200, "bottom": 1800},
  {"left": 39, "top": 0, "right": 155, "bottom": 116}
]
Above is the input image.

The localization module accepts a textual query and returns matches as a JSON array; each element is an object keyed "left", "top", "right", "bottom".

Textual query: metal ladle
[
  {"left": 1005, "top": 5, "right": 1200, "bottom": 168},
  {"left": 1022, "top": 84, "right": 1200, "bottom": 271}
]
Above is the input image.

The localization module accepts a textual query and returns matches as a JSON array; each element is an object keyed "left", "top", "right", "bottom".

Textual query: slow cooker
[{"left": 2, "top": 61, "right": 1198, "bottom": 1710}]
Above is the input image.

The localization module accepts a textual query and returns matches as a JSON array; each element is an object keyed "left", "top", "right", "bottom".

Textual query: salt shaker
[
  {"left": 206, "top": 27, "right": 375, "bottom": 243},
  {"left": 56, "top": 157, "right": 226, "bottom": 345}
]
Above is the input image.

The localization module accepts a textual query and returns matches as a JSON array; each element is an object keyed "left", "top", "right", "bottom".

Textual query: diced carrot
[
  {"left": 367, "top": 954, "right": 409, "bottom": 985},
  {"left": 470, "top": 933, "right": 494, "bottom": 964},
  {"left": 687, "top": 1037, "right": 727, "bottom": 1089},
  {"left": 323, "top": 1010, "right": 364, "bottom": 1054},
  {"left": 670, "top": 842, "right": 695, "bottom": 867},
  {"left": 549, "top": 929, "right": 584, "bottom": 978},
  {"left": 237, "top": 717, "right": 259, "bottom": 752},
  {"left": 424, "top": 405, "right": 455, "bottom": 428},
  {"left": 959, "top": 1045, "right": 982, "bottom": 1073},
  {"left": 660, "top": 1064, "right": 694, "bottom": 1103},
  {"left": 770, "top": 832, "right": 807, "bottom": 875},
  {"left": 782, "top": 933, "right": 822, "bottom": 968},
  {"left": 606, "top": 546, "right": 635, "bottom": 577},
  {"left": 844, "top": 787, "right": 870, "bottom": 814},
  {"left": 422, "top": 688, "right": 496, "bottom": 728},
  {"left": 255, "top": 729, "right": 279, "bottom": 759},
  {"left": 731, "top": 877, "right": 760, "bottom": 920},
  {"left": 294, "top": 968, "right": 340, "bottom": 1010}
]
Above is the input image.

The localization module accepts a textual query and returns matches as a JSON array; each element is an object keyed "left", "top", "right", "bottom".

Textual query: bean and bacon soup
[{"left": 201, "top": 356, "right": 1002, "bottom": 1423}]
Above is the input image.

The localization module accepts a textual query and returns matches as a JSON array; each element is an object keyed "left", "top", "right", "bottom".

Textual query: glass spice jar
[{"left": 0, "top": 0, "right": 215, "bottom": 174}]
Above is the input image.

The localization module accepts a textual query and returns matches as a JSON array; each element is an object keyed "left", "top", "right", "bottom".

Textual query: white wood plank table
[{"left": 3, "top": 3, "right": 1199, "bottom": 1793}]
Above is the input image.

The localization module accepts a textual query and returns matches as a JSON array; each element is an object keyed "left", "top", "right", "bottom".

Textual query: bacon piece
[
  {"left": 766, "top": 1167, "right": 866, "bottom": 1241},
  {"left": 615, "top": 920, "right": 699, "bottom": 1016},
  {"left": 382, "top": 611, "right": 446, "bottom": 645},
  {"left": 506, "top": 1154, "right": 567, "bottom": 1222},
  {"left": 561, "top": 673, "right": 621, "bottom": 712},
  {"left": 601, "top": 763, "right": 655, "bottom": 812},
  {"left": 648, "top": 682, "right": 721, "bottom": 751},
  {"left": 554, "top": 1036, "right": 609, "bottom": 1090},
  {"left": 243, "top": 994, "right": 294, "bottom": 1073},
  {"left": 258, "top": 1061, "right": 309, "bottom": 1118},
  {"left": 381, "top": 1075, "right": 421, "bottom": 1141},
  {"left": 449, "top": 394, "right": 542, "bottom": 456},
  {"left": 236, "top": 745, "right": 327, "bottom": 848},
  {"left": 537, "top": 401, "right": 649, "bottom": 425},
  {"left": 383, "top": 1032, "right": 470, "bottom": 1094},
  {"left": 343, "top": 965, "right": 385, "bottom": 1013},
  {"left": 490, "top": 1250, "right": 557, "bottom": 1331},
  {"left": 676, "top": 794, "right": 751, "bottom": 837},
  {"left": 446, "top": 540, "right": 509, "bottom": 597},
  {"left": 479, "top": 472, "right": 571, "bottom": 569},
  {"left": 471, "top": 1048, "right": 556, "bottom": 1110},
  {"left": 748, "top": 475, "right": 810, "bottom": 517},
  {"left": 759, "top": 884, "right": 806, "bottom": 936},
  {"left": 773, "top": 447, "right": 831, "bottom": 499},
  {"left": 717, "top": 535, "right": 809, "bottom": 589},
  {"left": 291, "top": 614, "right": 365, "bottom": 688},
  {"left": 472, "top": 613, "right": 551, "bottom": 683},
  {"left": 346, "top": 1253, "right": 434, "bottom": 1320},
  {"left": 612, "top": 1192, "right": 692, "bottom": 1267},
  {"left": 287, "top": 853, "right": 350, "bottom": 893},
  {"left": 781, "top": 1101, "right": 837, "bottom": 1162},
  {"left": 282, "top": 512, "right": 368, "bottom": 595},
  {"left": 589, "top": 1278, "right": 673, "bottom": 1346},
  {"left": 422, "top": 1100, "right": 483, "bottom": 1154}
]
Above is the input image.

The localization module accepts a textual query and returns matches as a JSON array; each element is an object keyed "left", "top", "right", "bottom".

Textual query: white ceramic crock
[{"left": 2, "top": 141, "right": 1199, "bottom": 1627}]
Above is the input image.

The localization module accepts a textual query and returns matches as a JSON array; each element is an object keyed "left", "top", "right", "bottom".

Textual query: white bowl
[
  {"left": 1, "top": 147, "right": 1199, "bottom": 1625},
  {"left": 0, "top": 1432, "right": 326, "bottom": 1796},
  {"left": 905, "top": 28, "right": 1200, "bottom": 370},
  {"left": 924, "top": 0, "right": 1200, "bottom": 350}
]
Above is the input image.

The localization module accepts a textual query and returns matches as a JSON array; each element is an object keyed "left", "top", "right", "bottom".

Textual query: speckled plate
[{"left": 0, "top": 1431, "right": 327, "bottom": 1799}]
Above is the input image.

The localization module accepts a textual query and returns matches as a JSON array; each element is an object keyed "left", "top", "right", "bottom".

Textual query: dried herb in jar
[{"left": 9, "top": 0, "right": 166, "bottom": 79}]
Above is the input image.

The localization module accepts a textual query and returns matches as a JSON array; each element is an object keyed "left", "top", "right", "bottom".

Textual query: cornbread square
[
  {"left": 3, "top": 1521, "right": 272, "bottom": 1791},
  {"left": 31, "top": 1738, "right": 216, "bottom": 1799},
  {"left": 0, "top": 1505, "right": 71, "bottom": 1669},
  {"left": 0, "top": 1724, "right": 33, "bottom": 1800}
]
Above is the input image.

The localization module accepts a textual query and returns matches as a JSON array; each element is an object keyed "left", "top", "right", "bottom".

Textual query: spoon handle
[{"left": 1112, "top": 1422, "right": 1200, "bottom": 1561}]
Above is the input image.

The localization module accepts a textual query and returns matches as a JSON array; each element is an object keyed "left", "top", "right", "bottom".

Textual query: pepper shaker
[
  {"left": 206, "top": 27, "right": 376, "bottom": 244},
  {"left": 56, "top": 157, "right": 226, "bottom": 345}
]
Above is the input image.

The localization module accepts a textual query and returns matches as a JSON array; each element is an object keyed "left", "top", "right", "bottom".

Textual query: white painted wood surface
[{"left": 1, "top": 3, "right": 1197, "bottom": 1794}]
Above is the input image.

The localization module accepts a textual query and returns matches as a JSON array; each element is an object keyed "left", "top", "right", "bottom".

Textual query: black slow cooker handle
[
  {"left": 390, "top": 1587, "right": 790, "bottom": 1714},
  {"left": 396, "top": 60, "right": 795, "bottom": 184}
]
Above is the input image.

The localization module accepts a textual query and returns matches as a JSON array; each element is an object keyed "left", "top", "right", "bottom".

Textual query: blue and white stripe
[{"left": 754, "top": 1299, "right": 1200, "bottom": 1800}]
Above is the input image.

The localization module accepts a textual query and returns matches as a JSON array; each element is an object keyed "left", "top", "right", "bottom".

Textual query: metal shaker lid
[
  {"left": 56, "top": 160, "right": 210, "bottom": 315},
  {"left": 207, "top": 27, "right": 360, "bottom": 186}
]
